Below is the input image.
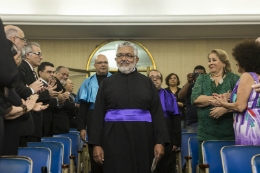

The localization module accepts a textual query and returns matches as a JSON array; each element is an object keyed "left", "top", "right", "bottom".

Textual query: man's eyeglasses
[
  {"left": 29, "top": 52, "right": 42, "bottom": 57},
  {"left": 15, "top": 36, "right": 27, "bottom": 43},
  {"left": 95, "top": 61, "right": 108, "bottom": 65},
  {"left": 149, "top": 76, "right": 161, "bottom": 80},
  {"left": 116, "top": 53, "right": 135, "bottom": 60}
]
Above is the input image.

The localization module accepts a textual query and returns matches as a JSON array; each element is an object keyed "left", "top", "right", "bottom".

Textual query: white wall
[
  {"left": 1, "top": 0, "right": 260, "bottom": 15},
  {"left": 1, "top": 0, "right": 260, "bottom": 25}
]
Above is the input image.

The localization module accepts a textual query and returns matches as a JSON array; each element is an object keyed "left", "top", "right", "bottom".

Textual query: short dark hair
[
  {"left": 37, "top": 62, "right": 54, "bottom": 76},
  {"left": 165, "top": 73, "right": 180, "bottom": 86},
  {"left": 194, "top": 65, "right": 206, "bottom": 73},
  {"left": 232, "top": 40, "right": 260, "bottom": 74},
  {"left": 148, "top": 69, "right": 163, "bottom": 82}
]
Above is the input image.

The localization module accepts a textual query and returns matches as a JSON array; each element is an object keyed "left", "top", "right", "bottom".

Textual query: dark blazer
[
  {"left": 18, "top": 60, "right": 55, "bottom": 137},
  {"left": 15, "top": 67, "right": 34, "bottom": 136},
  {"left": 53, "top": 78, "right": 77, "bottom": 134},
  {"left": 164, "top": 87, "right": 183, "bottom": 147},
  {"left": 40, "top": 80, "right": 59, "bottom": 137}
]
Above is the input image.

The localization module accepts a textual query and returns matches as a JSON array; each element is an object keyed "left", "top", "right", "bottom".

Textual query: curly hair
[
  {"left": 208, "top": 49, "right": 232, "bottom": 73},
  {"left": 165, "top": 73, "right": 180, "bottom": 86},
  {"left": 232, "top": 40, "right": 260, "bottom": 74}
]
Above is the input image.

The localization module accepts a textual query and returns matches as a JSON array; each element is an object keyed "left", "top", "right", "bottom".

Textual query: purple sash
[
  {"left": 104, "top": 109, "right": 152, "bottom": 122},
  {"left": 159, "top": 88, "right": 181, "bottom": 119}
]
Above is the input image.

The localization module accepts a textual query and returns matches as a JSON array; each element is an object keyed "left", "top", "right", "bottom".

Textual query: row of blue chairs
[
  {"left": 179, "top": 132, "right": 260, "bottom": 173},
  {"left": 0, "top": 128, "right": 90, "bottom": 173}
]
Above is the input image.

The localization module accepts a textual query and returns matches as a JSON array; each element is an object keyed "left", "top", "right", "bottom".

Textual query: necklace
[{"left": 210, "top": 73, "right": 225, "bottom": 84}]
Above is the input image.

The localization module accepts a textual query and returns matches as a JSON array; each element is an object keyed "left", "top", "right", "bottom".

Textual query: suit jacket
[
  {"left": 18, "top": 60, "right": 56, "bottom": 137},
  {"left": 53, "top": 78, "right": 77, "bottom": 134},
  {"left": 0, "top": 19, "right": 19, "bottom": 118},
  {"left": 41, "top": 80, "right": 59, "bottom": 137}
]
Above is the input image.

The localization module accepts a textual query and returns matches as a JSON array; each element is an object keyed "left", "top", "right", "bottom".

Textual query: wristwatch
[{"left": 21, "top": 104, "right": 28, "bottom": 114}]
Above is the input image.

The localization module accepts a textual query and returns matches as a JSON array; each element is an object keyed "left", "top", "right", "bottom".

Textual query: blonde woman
[{"left": 191, "top": 49, "right": 240, "bottom": 164}]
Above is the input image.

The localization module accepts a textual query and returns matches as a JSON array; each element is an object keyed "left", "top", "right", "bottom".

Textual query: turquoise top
[{"left": 75, "top": 72, "right": 112, "bottom": 105}]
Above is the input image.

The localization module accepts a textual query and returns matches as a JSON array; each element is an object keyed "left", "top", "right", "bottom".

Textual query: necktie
[{"left": 32, "top": 70, "right": 38, "bottom": 80}]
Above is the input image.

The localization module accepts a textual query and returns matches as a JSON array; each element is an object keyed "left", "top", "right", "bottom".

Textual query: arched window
[{"left": 87, "top": 40, "right": 156, "bottom": 76}]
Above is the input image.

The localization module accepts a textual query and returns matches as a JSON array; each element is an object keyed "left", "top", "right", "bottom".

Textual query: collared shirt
[{"left": 24, "top": 60, "right": 36, "bottom": 94}]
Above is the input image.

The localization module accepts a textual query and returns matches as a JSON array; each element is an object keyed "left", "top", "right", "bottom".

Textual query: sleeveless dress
[{"left": 230, "top": 72, "right": 260, "bottom": 145}]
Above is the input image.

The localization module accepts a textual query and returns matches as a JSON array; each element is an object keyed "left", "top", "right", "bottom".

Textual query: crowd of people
[{"left": 1, "top": 18, "right": 260, "bottom": 173}]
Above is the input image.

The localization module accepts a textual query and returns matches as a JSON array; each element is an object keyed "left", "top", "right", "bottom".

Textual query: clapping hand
[
  {"left": 32, "top": 102, "right": 49, "bottom": 111},
  {"left": 252, "top": 76, "right": 260, "bottom": 93}
]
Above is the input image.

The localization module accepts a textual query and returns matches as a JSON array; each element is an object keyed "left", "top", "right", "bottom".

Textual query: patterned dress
[{"left": 230, "top": 72, "right": 260, "bottom": 145}]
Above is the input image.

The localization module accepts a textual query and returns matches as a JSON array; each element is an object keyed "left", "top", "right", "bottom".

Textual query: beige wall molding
[{"left": 2, "top": 14, "right": 260, "bottom": 25}]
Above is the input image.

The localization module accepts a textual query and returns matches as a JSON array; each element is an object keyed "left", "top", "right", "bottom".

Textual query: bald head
[
  {"left": 4, "top": 25, "right": 26, "bottom": 51},
  {"left": 65, "top": 79, "right": 74, "bottom": 93},
  {"left": 256, "top": 37, "right": 260, "bottom": 43},
  {"left": 94, "top": 54, "right": 109, "bottom": 75}
]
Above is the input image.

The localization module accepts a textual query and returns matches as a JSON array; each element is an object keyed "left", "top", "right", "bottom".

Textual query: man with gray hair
[
  {"left": 18, "top": 42, "right": 60, "bottom": 143},
  {"left": 4, "top": 25, "right": 27, "bottom": 51},
  {"left": 89, "top": 41, "right": 169, "bottom": 173}
]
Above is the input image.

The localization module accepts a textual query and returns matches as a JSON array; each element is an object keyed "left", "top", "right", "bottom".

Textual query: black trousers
[
  {"left": 154, "top": 144, "right": 176, "bottom": 173},
  {"left": 89, "top": 145, "right": 103, "bottom": 173},
  {"left": 19, "top": 136, "right": 41, "bottom": 147},
  {"left": 2, "top": 118, "right": 21, "bottom": 155}
]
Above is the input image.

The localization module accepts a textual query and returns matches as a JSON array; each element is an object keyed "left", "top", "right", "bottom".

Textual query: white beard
[
  {"left": 60, "top": 79, "right": 66, "bottom": 85},
  {"left": 117, "top": 59, "right": 136, "bottom": 74}
]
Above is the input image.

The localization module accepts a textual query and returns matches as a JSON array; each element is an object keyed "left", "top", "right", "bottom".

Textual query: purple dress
[{"left": 230, "top": 72, "right": 260, "bottom": 145}]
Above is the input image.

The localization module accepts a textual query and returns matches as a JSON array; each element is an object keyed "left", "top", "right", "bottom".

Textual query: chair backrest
[
  {"left": 18, "top": 147, "right": 51, "bottom": 173},
  {"left": 221, "top": 145, "right": 260, "bottom": 173},
  {"left": 28, "top": 142, "right": 64, "bottom": 173},
  {"left": 252, "top": 154, "right": 260, "bottom": 173},
  {"left": 181, "top": 132, "right": 197, "bottom": 168},
  {"left": 188, "top": 137, "right": 199, "bottom": 173},
  {"left": 202, "top": 140, "right": 235, "bottom": 173},
  {"left": 69, "top": 131, "right": 82, "bottom": 150},
  {"left": 54, "top": 133, "right": 80, "bottom": 167},
  {"left": 42, "top": 137, "right": 71, "bottom": 165},
  {"left": 69, "top": 128, "right": 77, "bottom": 132},
  {"left": 0, "top": 156, "right": 32, "bottom": 173},
  {"left": 182, "top": 129, "right": 188, "bottom": 133}
]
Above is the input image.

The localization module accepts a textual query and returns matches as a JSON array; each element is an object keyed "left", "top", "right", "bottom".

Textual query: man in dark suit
[
  {"left": 4, "top": 25, "right": 44, "bottom": 146},
  {"left": 19, "top": 42, "right": 58, "bottom": 142},
  {"left": 64, "top": 79, "right": 79, "bottom": 128},
  {"left": 38, "top": 62, "right": 65, "bottom": 137},
  {"left": 53, "top": 66, "right": 76, "bottom": 134}
]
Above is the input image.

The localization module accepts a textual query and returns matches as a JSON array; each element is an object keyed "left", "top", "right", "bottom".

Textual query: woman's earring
[{"left": 224, "top": 66, "right": 226, "bottom": 73}]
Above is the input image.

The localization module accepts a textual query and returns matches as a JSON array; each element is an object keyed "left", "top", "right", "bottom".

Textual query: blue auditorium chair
[
  {"left": 221, "top": 145, "right": 260, "bottom": 173},
  {"left": 252, "top": 154, "right": 260, "bottom": 173},
  {"left": 69, "top": 128, "right": 77, "bottom": 132},
  {"left": 0, "top": 156, "right": 32, "bottom": 173},
  {"left": 199, "top": 140, "right": 235, "bottom": 173},
  {"left": 28, "top": 142, "right": 69, "bottom": 173},
  {"left": 54, "top": 133, "right": 82, "bottom": 173},
  {"left": 184, "top": 137, "right": 199, "bottom": 173},
  {"left": 175, "top": 132, "right": 197, "bottom": 173},
  {"left": 182, "top": 129, "right": 188, "bottom": 133},
  {"left": 42, "top": 137, "right": 75, "bottom": 171},
  {"left": 18, "top": 147, "right": 51, "bottom": 173}
]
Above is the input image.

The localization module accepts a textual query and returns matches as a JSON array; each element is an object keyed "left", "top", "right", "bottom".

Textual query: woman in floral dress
[{"left": 214, "top": 40, "right": 260, "bottom": 145}]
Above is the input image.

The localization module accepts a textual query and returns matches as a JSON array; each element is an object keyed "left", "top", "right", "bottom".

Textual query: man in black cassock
[
  {"left": 89, "top": 41, "right": 170, "bottom": 173},
  {"left": 76, "top": 54, "right": 112, "bottom": 173}
]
